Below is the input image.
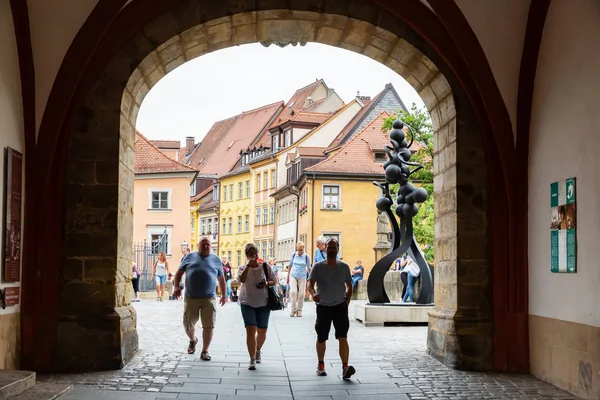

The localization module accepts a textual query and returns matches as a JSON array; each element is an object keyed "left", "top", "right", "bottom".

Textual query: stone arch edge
[{"left": 22, "top": 0, "right": 510, "bottom": 376}]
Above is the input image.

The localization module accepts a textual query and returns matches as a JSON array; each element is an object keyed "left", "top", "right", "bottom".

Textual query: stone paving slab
[{"left": 43, "top": 300, "right": 580, "bottom": 399}]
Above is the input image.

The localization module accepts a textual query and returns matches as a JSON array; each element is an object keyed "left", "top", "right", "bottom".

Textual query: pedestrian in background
[
  {"left": 131, "top": 261, "right": 141, "bottom": 302},
  {"left": 287, "top": 241, "right": 311, "bottom": 317},
  {"left": 152, "top": 252, "right": 170, "bottom": 301}
]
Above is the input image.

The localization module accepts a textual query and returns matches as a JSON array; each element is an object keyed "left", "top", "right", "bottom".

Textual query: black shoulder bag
[{"left": 263, "top": 263, "right": 284, "bottom": 311}]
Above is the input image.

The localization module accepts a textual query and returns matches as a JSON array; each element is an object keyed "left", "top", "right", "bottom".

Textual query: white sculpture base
[{"left": 354, "top": 302, "right": 433, "bottom": 327}]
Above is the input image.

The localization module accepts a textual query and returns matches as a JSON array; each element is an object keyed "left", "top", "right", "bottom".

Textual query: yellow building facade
[
  {"left": 250, "top": 158, "right": 277, "bottom": 263},
  {"left": 218, "top": 167, "right": 253, "bottom": 273},
  {"left": 297, "top": 178, "right": 381, "bottom": 276},
  {"left": 297, "top": 113, "right": 390, "bottom": 278}
]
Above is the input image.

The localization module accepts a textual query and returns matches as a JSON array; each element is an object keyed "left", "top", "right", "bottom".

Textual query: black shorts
[
  {"left": 315, "top": 302, "right": 349, "bottom": 343},
  {"left": 131, "top": 276, "right": 140, "bottom": 293}
]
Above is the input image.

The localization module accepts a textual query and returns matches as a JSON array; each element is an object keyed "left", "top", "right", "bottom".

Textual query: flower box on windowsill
[{"left": 322, "top": 204, "right": 340, "bottom": 211}]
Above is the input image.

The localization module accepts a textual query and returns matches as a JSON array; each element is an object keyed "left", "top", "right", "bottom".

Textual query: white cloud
[{"left": 136, "top": 42, "right": 425, "bottom": 144}]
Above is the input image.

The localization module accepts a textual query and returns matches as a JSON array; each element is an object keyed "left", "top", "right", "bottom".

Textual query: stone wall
[
  {"left": 0, "top": 314, "right": 19, "bottom": 369},
  {"left": 59, "top": 0, "right": 491, "bottom": 372},
  {"left": 60, "top": 74, "right": 138, "bottom": 372}
]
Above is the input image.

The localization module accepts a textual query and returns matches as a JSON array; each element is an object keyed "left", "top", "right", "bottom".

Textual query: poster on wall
[
  {"left": 2, "top": 147, "right": 22, "bottom": 283},
  {"left": 3, "top": 287, "right": 20, "bottom": 307},
  {"left": 550, "top": 177, "right": 576, "bottom": 273}
]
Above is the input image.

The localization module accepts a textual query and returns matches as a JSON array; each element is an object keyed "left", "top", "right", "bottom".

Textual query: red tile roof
[
  {"left": 192, "top": 101, "right": 283, "bottom": 176},
  {"left": 191, "top": 185, "right": 213, "bottom": 202},
  {"left": 186, "top": 115, "right": 239, "bottom": 170},
  {"left": 305, "top": 112, "right": 391, "bottom": 176},
  {"left": 287, "top": 111, "right": 332, "bottom": 125},
  {"left": 135, "top": 132, "right": 197, "bottom": 174},
  {"left": 328, "top": 88, "right": 387, "bottom": 149},
  {"left": 269, "top": 80, "right": 321, "bottom": 129},
  {"left": 302, "top": 98, "right": 326, "bottom": 112},
  {"left": 151, "top": 140, "right": 180, "bottom": 149},
  {"left": 296, "top": 146, "right": 328, "bottom": 157}
]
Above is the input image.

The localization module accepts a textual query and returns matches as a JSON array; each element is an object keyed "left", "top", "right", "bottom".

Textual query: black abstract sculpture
[{"left": 368, "top": 119, "right": 434, "bottom": 304}]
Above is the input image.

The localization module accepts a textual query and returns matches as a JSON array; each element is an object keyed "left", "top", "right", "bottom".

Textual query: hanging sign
[{"left": 550, "top": 177, "right": 577, "bottom": 273}]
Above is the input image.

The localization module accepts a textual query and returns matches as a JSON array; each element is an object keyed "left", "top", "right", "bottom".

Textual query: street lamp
[{"left": 180, "top": 241, "right": 189, "bottom": 254}]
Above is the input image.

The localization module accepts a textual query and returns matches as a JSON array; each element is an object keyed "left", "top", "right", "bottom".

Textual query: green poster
[
  {"left": 550, "top": 230, "right": 559, "bottom": 272},
  {"left": 550, "top": 178, "right": 576, "bottom": 273}
]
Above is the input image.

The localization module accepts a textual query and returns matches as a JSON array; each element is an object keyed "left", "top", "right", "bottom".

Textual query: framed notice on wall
[
  {"left": 2, "top": 148, "right": 22, "bottom": 283},
  {"left": 550, "top": 177, "right": 577, "bottom": 273}
]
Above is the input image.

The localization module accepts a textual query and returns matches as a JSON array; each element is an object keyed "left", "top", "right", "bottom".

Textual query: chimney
[
  {"left": 356, "top": 91, "right": 371, "bottom": 104},
  {"left": 185, "top": 137, "right": 195, "bottom": 156}
]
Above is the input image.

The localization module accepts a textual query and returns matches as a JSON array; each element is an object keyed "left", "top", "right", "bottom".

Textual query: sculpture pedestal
[{"left": 354, "top": 302, "right": 433, "bottom": 327}]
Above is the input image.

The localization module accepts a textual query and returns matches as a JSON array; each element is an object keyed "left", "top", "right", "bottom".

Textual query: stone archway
[{"left": 58, "top": 2, "right": 489, "bottom": 372}]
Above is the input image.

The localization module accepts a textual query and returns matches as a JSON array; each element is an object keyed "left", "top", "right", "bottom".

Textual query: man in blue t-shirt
[{"left": 174, "top": 237, "right": 226, "bottom": 360}]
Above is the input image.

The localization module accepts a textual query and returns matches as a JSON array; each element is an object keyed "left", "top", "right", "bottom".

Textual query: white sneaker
[
  {"left": 248, "top": 359, "right": 256, "bottom": 370},
  {"left": 256, "top": 351, "right": 262, "bottom": 363}
]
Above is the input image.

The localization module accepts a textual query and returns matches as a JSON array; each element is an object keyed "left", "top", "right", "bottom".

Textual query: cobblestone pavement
[{"left": 42, "top": 299, "right": 578, "bottom": 399}]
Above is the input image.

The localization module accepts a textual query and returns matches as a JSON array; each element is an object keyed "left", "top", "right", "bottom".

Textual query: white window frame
[
  {"left": 256, "top": 208, "right": 261, "bottom": 226},
  {"left": 228, "top": 217, "right": 232, "bottom": 234},
  {"left": 245, "top": 215, "right": 250, "bottom": 232},
  {"left": 148, "top": 188, "right": 172, "bottom": 211},
  {"left": 237, "top": 216, "right": 242, "bottom": 232},
  {"left": 321, "top": 231, "right": 342, "bottom": 258},
  {"left": 190, "top": 181, "right": 197, "bottom": 196},
  {"left": 200, "top": 219, "right": 206, "bottom": 235},
  {"left": 269, "top": 240, "right": 274, "bottom": 258},
  {"left": 263, "top": 206, "right": 268, "bottom": 225},
  {"left": 261, "top": 241, "right": 267, "bottom": 261},
  {"left": 271, "top": 169, "right": 276, "bottom": 188},
  {"left": 321, "top": 184, "right": 341, "bottom": 210},
  {"left": 284, "top": 129, "right": 292, "bottom": 147},
  {"left": 270, "top": 205, "right": 275, "bottom": 224},
  {"left": 207, "top": 218, "right": 212, "bottom": 234},
  {"left": 147, "top": 225, "right": 173, "bottom": 255},
  {"left": 246, "top": 180, "right": 250, "bottom": 198}
]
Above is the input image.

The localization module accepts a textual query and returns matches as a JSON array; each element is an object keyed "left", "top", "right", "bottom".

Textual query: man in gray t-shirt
[{"left": 307, "top": 238, "right": 355, "bottom": 380}]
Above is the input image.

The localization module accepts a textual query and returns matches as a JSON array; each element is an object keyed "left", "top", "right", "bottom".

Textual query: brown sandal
[{"left": 187, "top": 337, "right": 198, "bottom": 354}]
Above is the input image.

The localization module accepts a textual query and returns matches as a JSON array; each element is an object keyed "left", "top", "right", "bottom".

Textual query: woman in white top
[
  {"left": 238, "top": 243, "right": 276, "bottom": 371},
  {"left": 152, "top": 252, "right": 170, "bottom": 301},
  {"left": 402, "top": 256, "right": 421, "bottom": 303}
]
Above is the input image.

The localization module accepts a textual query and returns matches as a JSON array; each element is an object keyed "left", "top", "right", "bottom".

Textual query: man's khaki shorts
[{"left": 183, "top": 297, "right": 216, "bottom": 330}]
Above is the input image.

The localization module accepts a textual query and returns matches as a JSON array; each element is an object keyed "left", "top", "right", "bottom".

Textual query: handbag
[{"left": 262, "top": 263, "right": 284, "bottom": 311}]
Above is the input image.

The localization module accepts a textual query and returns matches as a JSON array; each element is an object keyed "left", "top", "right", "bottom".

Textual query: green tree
[{"left": 382, "top": 103, "right": 435, "bottom": 264}]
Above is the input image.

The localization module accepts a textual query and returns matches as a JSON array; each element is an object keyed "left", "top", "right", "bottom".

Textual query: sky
[{"left": 136, "top": 42, "right": 425, "bottom": 144}]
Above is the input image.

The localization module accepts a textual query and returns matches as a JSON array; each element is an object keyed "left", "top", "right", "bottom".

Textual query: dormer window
[
  {"left": 374, "top": 151, "right": 386, "bottom": 163},
  {"left": 272, "top": 134, "right": 279, "bottom": 151},
  {"left": 284, "top": 129, "right": 292, "bottom": 147}
]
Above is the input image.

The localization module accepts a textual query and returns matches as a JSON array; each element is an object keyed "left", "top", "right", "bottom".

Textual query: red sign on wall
[
  {"left": 3, "top": 148, "right": 22, "bottom": 283},
  {"left": 4, "top": 287, "right": 20, "bottom": 307}
]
